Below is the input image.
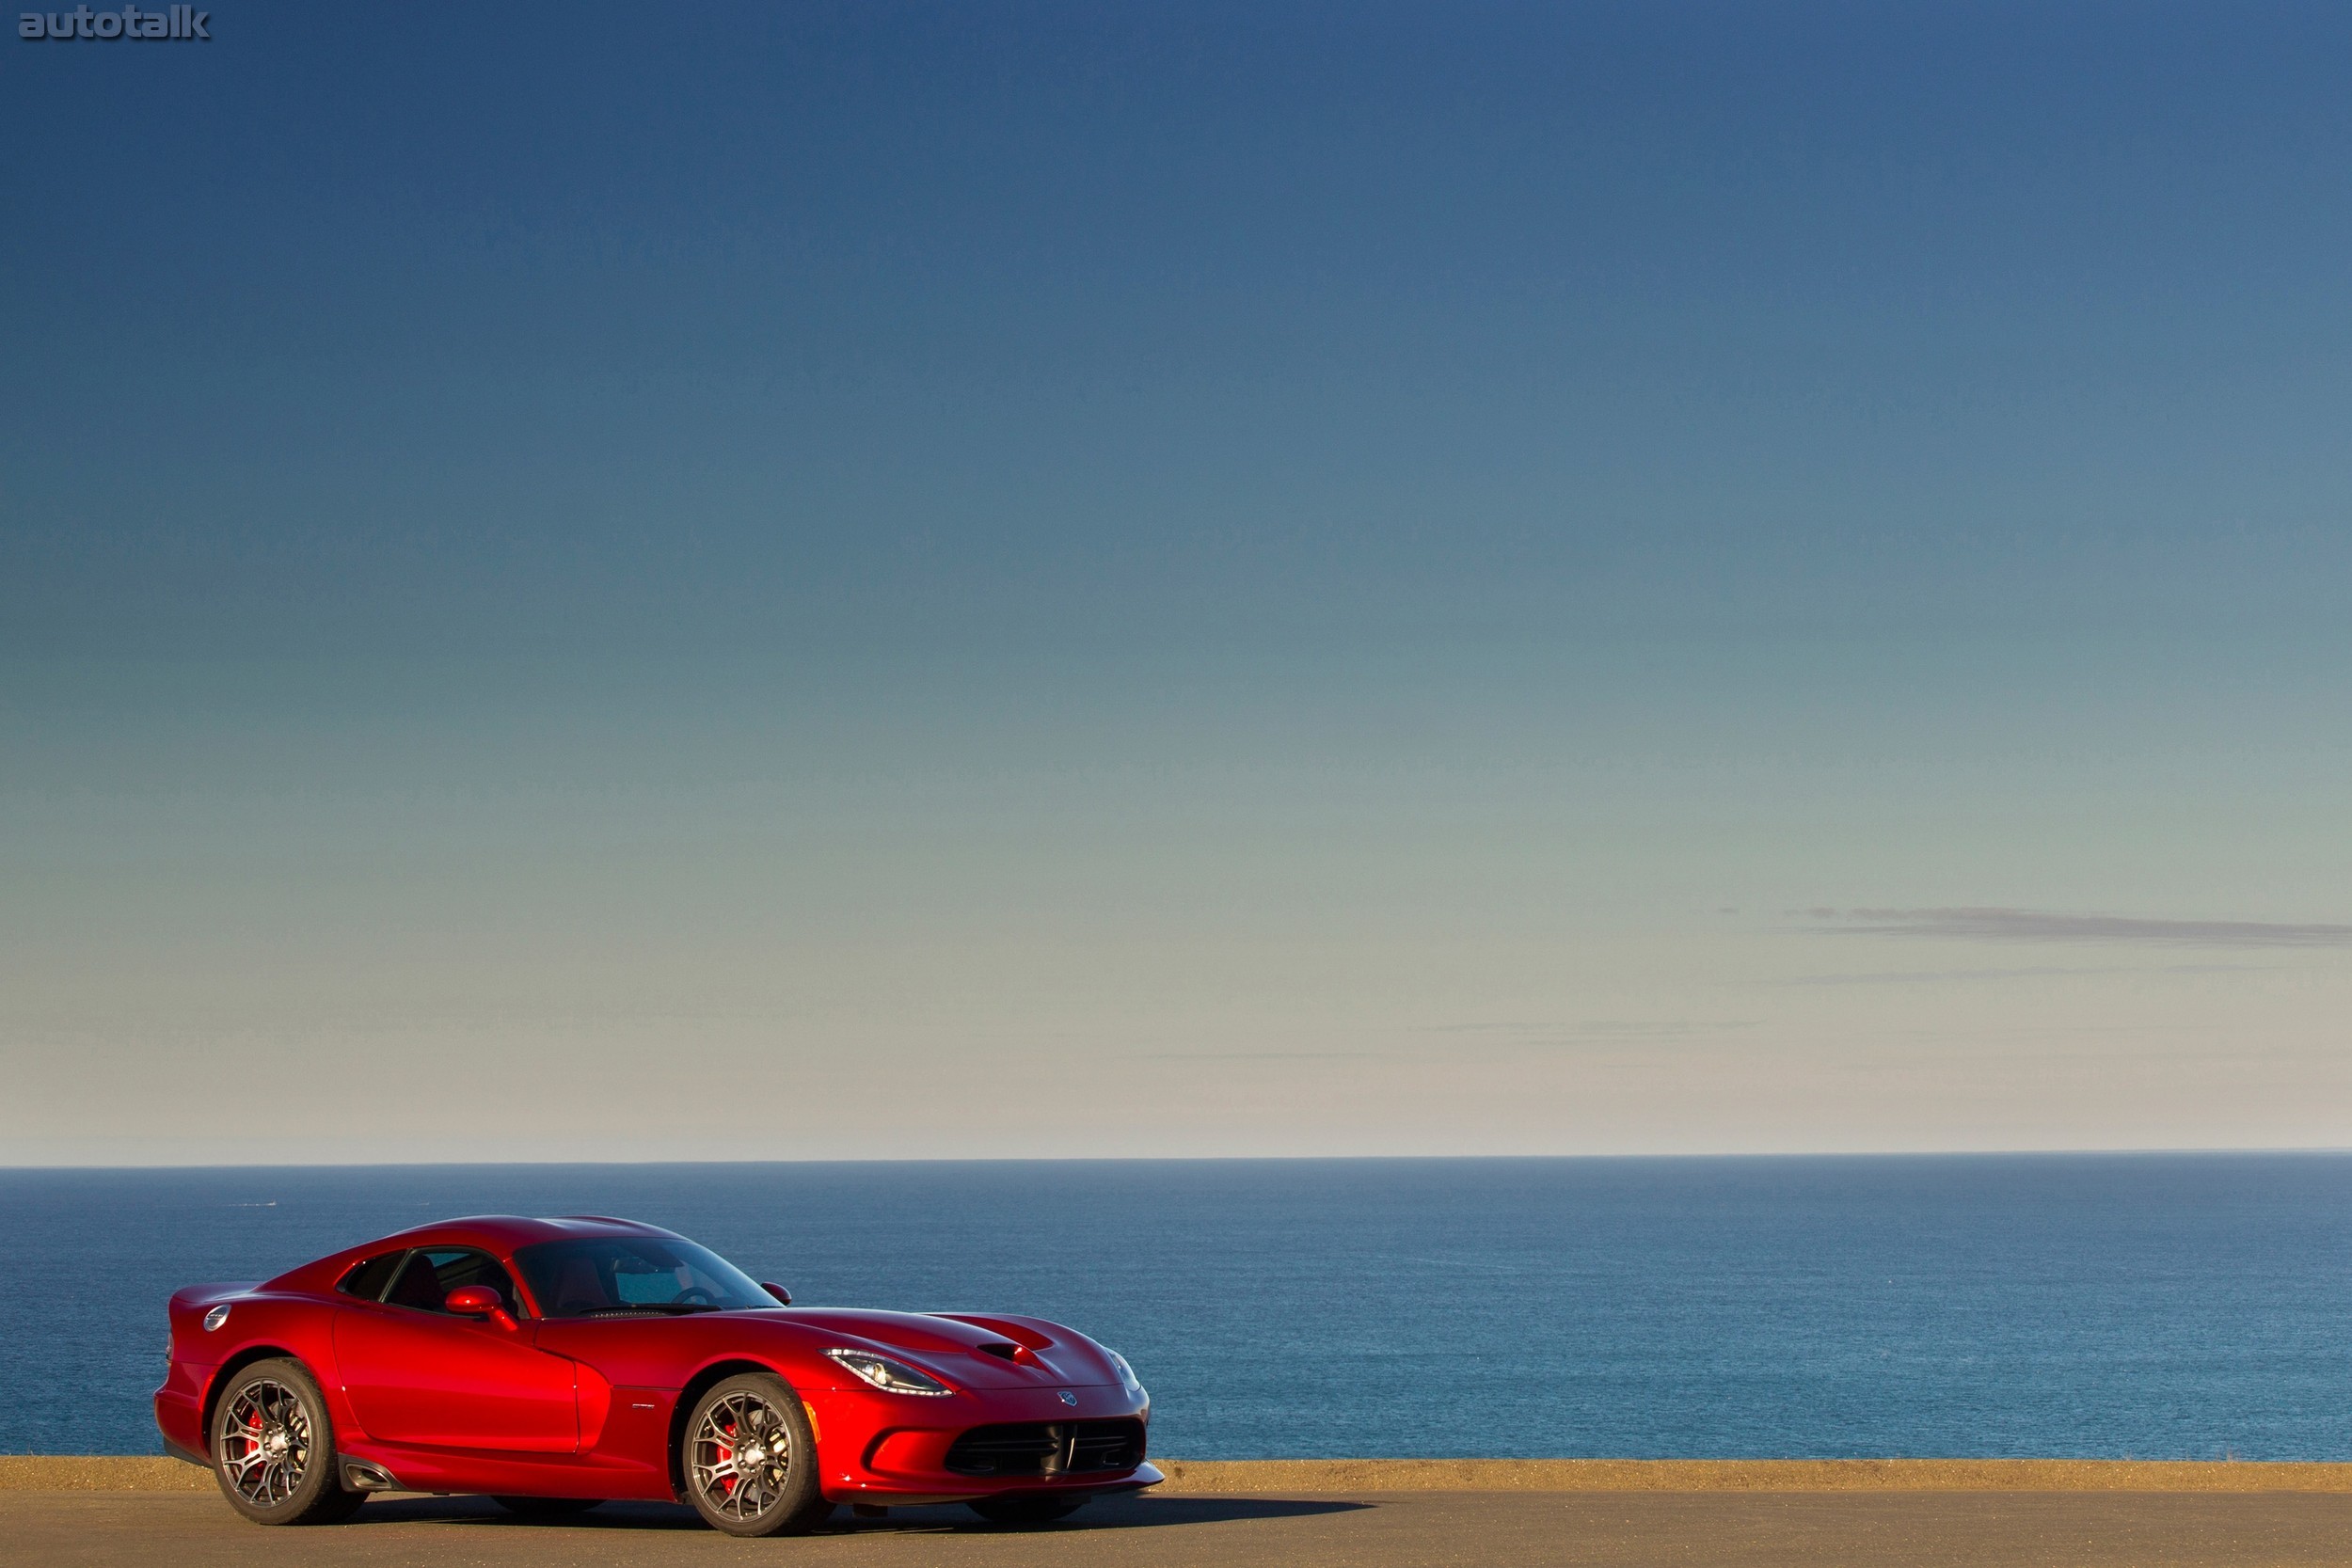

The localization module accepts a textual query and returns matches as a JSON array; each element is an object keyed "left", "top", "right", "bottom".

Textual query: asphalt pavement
[{"left": 10, "top": 1488, "right": 2352, "bottom": 1567}]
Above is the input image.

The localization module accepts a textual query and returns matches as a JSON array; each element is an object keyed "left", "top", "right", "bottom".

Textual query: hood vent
[{"left": 977, "top": 1341, "right": 1021, "bottom": 1362}]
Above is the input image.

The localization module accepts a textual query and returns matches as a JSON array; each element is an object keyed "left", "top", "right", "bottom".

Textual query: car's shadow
[{"left": 351, "top": 1494, "right": 1368, "bottom": 1533}]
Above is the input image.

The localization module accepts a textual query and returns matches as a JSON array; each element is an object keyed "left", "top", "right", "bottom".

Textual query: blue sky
[{"left": 6, "top": 2, "right": 2351, "bottom": 1162}]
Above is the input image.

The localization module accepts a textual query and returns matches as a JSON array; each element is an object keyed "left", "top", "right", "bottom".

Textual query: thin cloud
[
  {"left": 1141, "top": 1050, "right": 1377, "bottom": 1060},
  {"left": 1419, "top": 1021, "right": 1756, "bottom": 1041},
  {"left": 1808, "top": 908, "right": 2352, "bottom": 948},
  {"left": 1781, "top": 965, "right": 2126, "bottom": 986},
  {"left": 1776, "top": 963, "right": 2267, "bottom": 987}
]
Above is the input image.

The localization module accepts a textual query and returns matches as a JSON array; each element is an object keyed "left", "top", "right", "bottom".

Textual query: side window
[
  {"left": 338, "top": 1251, "right": 407, "bottom": 1302},
  {"left": 382, "top": 1248, "right": 520, "bottom": 1316}
]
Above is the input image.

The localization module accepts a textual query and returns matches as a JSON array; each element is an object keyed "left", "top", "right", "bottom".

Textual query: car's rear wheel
[
  {"left": 680, "top": 1373, "right": 833, "bottom": 1537},
  {"left": 209, "top": 1358, "right": 363, "bottom": 1526},
  {"left": 491, "top": 1496, "right": 603, "bottom": 1517},
  {"left": 968, "top": 1494, "right": 1086, "bottom": 1526}
]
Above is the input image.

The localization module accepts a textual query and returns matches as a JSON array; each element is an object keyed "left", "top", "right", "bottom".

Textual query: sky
[{"left": 5, "top": 1, "right": 2351, "bottom": 1164}]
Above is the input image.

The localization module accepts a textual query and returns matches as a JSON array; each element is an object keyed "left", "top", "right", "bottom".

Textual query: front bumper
[
  {"left": 805, "top": 1382, "right": 1155, "bottom": 1506},
  {"left": 821, "top": 1461, "right": 1164, "bottom": 1508}
]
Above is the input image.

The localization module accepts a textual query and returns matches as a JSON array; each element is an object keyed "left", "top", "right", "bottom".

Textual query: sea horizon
[
  {"left": 8, "top": 1147, "right": 2352, "bottom": 1172},
  {"left": 8, "top": 1152, "right": 2350, "bottom": 1461}
]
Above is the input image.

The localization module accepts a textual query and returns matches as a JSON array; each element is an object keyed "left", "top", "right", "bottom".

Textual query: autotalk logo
[{"left": 20, "top": 6, "right": 209, "bottom": 39}]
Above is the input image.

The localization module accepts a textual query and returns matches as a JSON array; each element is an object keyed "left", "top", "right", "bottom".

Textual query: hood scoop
[{"left": 976, "top": 1341, "right": 1023, "bottom": 1362}]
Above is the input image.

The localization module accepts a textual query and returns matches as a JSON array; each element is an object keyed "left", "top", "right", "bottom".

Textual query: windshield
[{"left": 514, "top": 1237, "right": 777, "bottom": 1318}]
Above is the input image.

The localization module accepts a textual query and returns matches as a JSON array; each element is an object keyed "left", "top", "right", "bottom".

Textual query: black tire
[
  {"left": 491, "top": 1496, "right": 603, "bottom": 1517},
  {"left": 968, "top": 1494, "right": 1086, "bottom": 1526},
  {"left": 679, "top": 1372, "right": 833, "bottom": 1537},
  {"left": 208, "top": 1358, "right": 362, "bottom": 1526}
]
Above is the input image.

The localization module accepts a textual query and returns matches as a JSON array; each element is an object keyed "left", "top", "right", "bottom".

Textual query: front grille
[
  {"left": 945, "top": 1418, "right": 1146, "bottom": 1477},
  {"left": 1071, "top": 1423, "right": 1141, "bottom": 1470}
]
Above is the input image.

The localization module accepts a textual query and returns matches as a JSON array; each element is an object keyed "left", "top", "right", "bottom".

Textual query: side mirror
[
  {"left": 760, "top": 1281, "right": 792, "bottom": 1306},
  {"left": 445, "top": 1285, "right": 518, "bottom": 1329}
]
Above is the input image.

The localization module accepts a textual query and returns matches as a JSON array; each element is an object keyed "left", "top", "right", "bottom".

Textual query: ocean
[{"left": 3, "top": 1154, "right": 2346, "bottom": 1460}]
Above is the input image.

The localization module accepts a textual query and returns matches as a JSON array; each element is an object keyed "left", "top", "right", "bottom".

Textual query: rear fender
[
  {"left": 181, "top": 1294, "right": 352, "bottom": 1442},
  {"left": 199, "top": 1344, "right": 306, "bottom": 1443}
]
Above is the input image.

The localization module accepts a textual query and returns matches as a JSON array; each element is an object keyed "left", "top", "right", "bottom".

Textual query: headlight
[
  {"left": 823, "top": 1348, "right": 953, "bottom": 1396},
  {"left": 1108, "top": 1350, "right": 1148, "bottom": 1402}
]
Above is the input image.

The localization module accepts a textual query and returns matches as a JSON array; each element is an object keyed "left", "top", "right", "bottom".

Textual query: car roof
[
  {"left": 369, "top": 1214, "right": 683, "bottom": 1251},
  {"left": 262, "top": 1214, "right": 698, "bottom": 1295}
]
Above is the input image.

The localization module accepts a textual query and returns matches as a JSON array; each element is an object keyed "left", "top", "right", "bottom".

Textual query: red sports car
[{"left": 154, "top": 1214, "right": 1157, "bottom": 1535}]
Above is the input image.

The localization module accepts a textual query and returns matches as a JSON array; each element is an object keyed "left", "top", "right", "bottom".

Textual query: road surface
[{"left": 9, "top": 1487, "right": 2352, "bottom": 1567}]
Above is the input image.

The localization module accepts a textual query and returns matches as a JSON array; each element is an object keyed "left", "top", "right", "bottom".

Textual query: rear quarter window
[{"left": 337, "top": 1252, "right": 407, "bottom": 1301}]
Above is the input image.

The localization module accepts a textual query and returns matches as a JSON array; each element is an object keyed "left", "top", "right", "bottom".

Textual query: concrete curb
[
  {"left": 0, "top": 1458, "right": 213, "bottom": 1492},
  {"left": 10, "top": 1455, "right": 2352, "bottom": 1494},
  {"left": 1152, "top": 1459, "right": 2352, "bottom": 1494}
]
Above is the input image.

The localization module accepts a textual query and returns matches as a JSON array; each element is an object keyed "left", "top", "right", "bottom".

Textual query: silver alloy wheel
[
  {"left": 218, "top": 1378, "right": 312, "bottom": 1508},
  {"left": 690, "top": 1390, "right": 792, "bottom": 1523}
]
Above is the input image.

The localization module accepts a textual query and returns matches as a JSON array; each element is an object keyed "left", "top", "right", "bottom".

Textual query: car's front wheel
[
  {"left": 680, "top": 1373, "right": 833, "bottom": 1537},
  {"left": 969, "top": 1494, "right": 1086, "bottom": 1526},
  {"left": 209, "top": 1358, "right": 363, "bottom": 1526}
]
